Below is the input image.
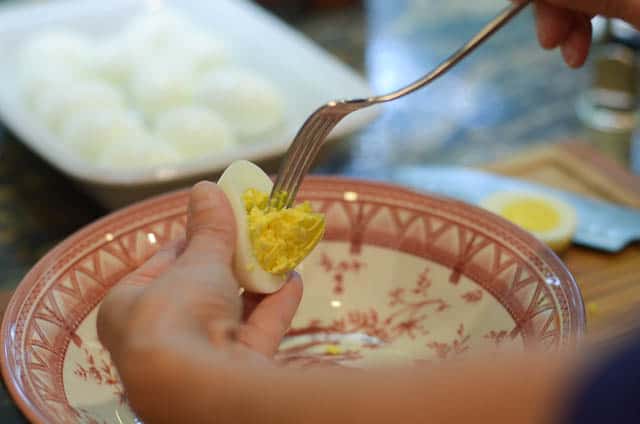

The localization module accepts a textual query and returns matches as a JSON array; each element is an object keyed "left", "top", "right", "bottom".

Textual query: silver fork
[{"left": 270, "top": 0, "right": 530, "bottom": 209}]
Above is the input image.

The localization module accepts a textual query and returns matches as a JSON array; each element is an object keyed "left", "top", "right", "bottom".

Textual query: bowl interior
[{"left": 1, "top": 177, "right": 584, "bottom": 423}]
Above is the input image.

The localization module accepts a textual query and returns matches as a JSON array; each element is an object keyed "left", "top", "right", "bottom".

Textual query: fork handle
[{"left": 372, "top": 1, "right": 531, "bottom": 104}]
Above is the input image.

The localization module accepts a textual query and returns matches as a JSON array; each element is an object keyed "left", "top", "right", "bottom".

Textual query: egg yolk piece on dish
[
  {"left": 480, "top": 191, "right": 577, "bottom": 253},
  {"left": 217, "top": 160, "right": 325, "bottom": 293},
  {"left": 500, "top": 198, "right": 561, "bottom": 232}
]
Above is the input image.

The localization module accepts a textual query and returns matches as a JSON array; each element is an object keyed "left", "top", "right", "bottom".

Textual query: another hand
[
  {"left": 96, "top": 181, "right": 303, "bottom": 418},
  {"left": 532, "top": 0, "right": 639, "bottom": 68}
]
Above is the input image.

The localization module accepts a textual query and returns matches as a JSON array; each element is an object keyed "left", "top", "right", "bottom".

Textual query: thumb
[{"left": 181, "top": 181, "right": 236, "bottom": 267}]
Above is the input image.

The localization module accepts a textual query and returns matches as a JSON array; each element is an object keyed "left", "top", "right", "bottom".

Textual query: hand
[
  {"left": 532, "top": 0, "right": 640, "bottom": 68},
  {"left": 96, "top": 182, "right": 303, "bottom": 417}
]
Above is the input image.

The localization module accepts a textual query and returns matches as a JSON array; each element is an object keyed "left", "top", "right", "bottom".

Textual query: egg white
[
  {"left": 60, "top": 108, "right": 147, "bottom": 161},
  {"left": 97, "top": 136, "right": 179, "bottom": 169},
  {"left": 130, "top": 60, "right": 195, "bottom": 121},
  {"left": 170, "top": 28, "right": 228, "bottom": 76},
  {"left": 155, "top": 106, "right": 236, "bottom": 158},
  {"left": 217, "top": 160, "right": 287, "bottom": 294},
  {"left": 480, "top": 190, "right": 577, "bottom": 252},
  {"left": 197, "top": 68, "right": 285, "bottom": 139},
  {"left": 19, "top": 66, "right": 78, "bottom": 106},
  {"left": 19, "top": 30, "right": 93, "bottom": 74},
  {"left": 33, "top": 80, "right": 124, "bottom": 133},
  {"left": 91, "top": 37, "right": 135, "bottom": 87}
]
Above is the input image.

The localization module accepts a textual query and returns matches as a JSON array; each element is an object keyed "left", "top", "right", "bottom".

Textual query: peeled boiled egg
[
  {"left": 19, "top": 30, "right": 93, "bottom": 74},
  {"left": 155, "top": 106, "right": 236, "bottom": 158},
  {"left": 33, "top": 80, "right": 124, "bottom": 133},
  {"left": 197, "top": 68, "right": 285, "bottom": 139},
  {"left": 124, "top": 10, "right": 191, "bottom": 53},
  {"left": 480, "top": 191, "right": 577, "bottom": 253},
  {"left": 130, "top": 60, "right": 195, "bottom": 120},
  {"left": 18, "top": 31, "right": 95, "bottom": 106},
  {"left": 124, "top": 11, "right": 227, "bottom": 74},
  {"left": 174, "top": 29, "right": 228, "bottom": 76},
  {"left": 217, "top": 160, "right": 325, "bottom": 293},
  {"left": 60, "top": 109, "right": 148, "bottom": 161},
  {"left": 18, "top": 66, "right": 78, "bottom": 106},
  {"left": 91, "top": 37, "right": 135, "bottom": 87},
  {"left": 97, "top": 137, "right": 179, "bottom": 169}
]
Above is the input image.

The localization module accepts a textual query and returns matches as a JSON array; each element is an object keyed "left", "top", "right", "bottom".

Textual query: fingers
[
  {"left": 561, "top": 14, "right": 592, "bottom": 68},
  {"left": 181, "top": 181, "right": 236, "bottom": 267},
  {"left": 242, "top": 292, "right": 265, "bottom": 321},
  {"left": 545, "top": 0, "right": 640, "bottom": 27},
  {"left": 239, "top": 273, "right": 303, "bottom": 357},
  {"left": 533, "top": 1, "right": 593, "bottom": 68},
  {"left": 97, "top": 284, "right": 143, "bottom": 356},
  {"left": 535, "top": 2, "right": 573, "bottom": 49},
  {"left": 174, "top": 181, "right": 240, "bottom": 309},
  {"left": 121, "top": 239, "right": 185, "bottom": 287},
  {"left": 97, "top": 241, "right": 184, "bottom": 352}
]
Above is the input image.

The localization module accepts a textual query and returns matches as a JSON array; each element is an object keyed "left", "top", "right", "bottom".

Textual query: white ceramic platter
[{"left": 0, "top": 0, "right": 378, "bottom": 208}]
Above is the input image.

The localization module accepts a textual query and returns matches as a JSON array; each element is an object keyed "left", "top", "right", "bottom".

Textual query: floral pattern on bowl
[{"left": 1, "top": 177, "right": 585, "bottom": 423}]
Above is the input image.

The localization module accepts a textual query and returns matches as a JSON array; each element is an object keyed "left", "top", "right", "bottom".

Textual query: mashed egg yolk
[{"left": 242, "top": 188, "right": 325, "bottom": 275}]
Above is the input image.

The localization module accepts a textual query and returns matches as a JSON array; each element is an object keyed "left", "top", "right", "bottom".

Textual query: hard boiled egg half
[
  {"left": 480, "top": 190, "right": 577, "bottom": 253},
  {"left": 217, "top": 160, "right": 325, "bottom": 293}
]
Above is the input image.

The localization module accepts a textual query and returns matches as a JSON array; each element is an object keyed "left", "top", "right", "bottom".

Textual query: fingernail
[
  {"left": 189, "top": 181, "right": 218, "bottom": 218},
  {"left": 192, "top": 181, "right": 216, "bottom": 204}
]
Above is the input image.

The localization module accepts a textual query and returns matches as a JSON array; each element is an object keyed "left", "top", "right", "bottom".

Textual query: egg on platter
[
  {"left": 197, "top": 67, "right": 285, "bottom": 139},
  {"left": 90, "top": 36, "right": 136, "bottom": 87},
  {"left": 19, "top": 29, "right": 94, "bottom": 74},
  {"left": 155, "top": 106, "right": 236, "bottom": 158},
  {"left": 130, "top": 60, "right": 195, "bottom": 121},
  {"left": 32, "top": 79, "right": 124, "bottom": 133},
  {"left": 14, "top": 7, "right": 289, "bottom": 173},
  {"left": 217, "top": 160, "right": 325, "bottom": 293},
  {"left": 18, "top": 66, "right": 80, "bottom": 107},
  {"left": 96, "top": 136, "right": 180, "bottom": 169},
  {"left": 60, "top": 108, "right": 148, "bottom": 161},
  {"left": 123, "top": 10, "right": 192, "bottom": 53},
  {"left": 172, "top": 28, "right": 229, "bottom": 76}
]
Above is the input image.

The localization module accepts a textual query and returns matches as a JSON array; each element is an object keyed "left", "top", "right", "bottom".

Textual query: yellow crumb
[
  {"left": 325, "top": 345, "right": 343, "bottom": 356},
  {"left": 587, "top": 302, "right": 600, "bottom": 317}
]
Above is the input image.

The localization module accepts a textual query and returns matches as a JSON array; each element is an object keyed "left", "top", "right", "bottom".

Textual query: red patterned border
[{"left": 3, "top": 194, "right": 189, "bottom": 423}]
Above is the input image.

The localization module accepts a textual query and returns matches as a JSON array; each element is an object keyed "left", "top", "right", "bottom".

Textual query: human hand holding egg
[
  {"left": 97, "top": 180, "right": 305, "bottom": 374},
  {"left": 99, "top": 158, "right": 325, "bottom": 352}
]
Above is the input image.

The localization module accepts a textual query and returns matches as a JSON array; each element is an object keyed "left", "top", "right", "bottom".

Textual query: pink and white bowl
[{"left": 1, "top": 177, "right": 585, "bottom": 423}]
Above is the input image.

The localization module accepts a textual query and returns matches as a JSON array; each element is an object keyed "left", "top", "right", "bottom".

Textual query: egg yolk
[
  {"left": 242, "top": 188, "right": 325, "bottom": 275},
  {"left": 500, "top": 198, "right": 560, "bottom": 232}
]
